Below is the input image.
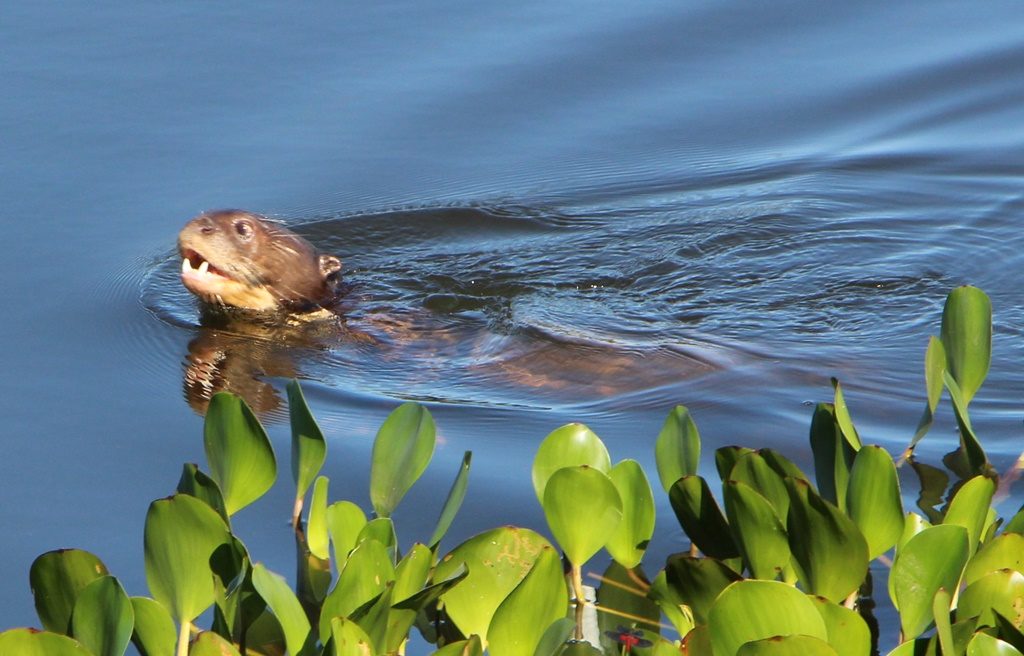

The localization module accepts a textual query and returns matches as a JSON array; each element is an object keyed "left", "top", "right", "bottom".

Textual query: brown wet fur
[{"left": 178, "top": 210, "right": 342, "bottom": 313}]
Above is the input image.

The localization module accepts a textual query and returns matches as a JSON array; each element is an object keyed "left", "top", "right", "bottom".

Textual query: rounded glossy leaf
[
  {"left": 251, "top": 563, "right": 313, "bottom": 656},
  {"left": 959, "top": 570, "right": 1024, "bottom": 628},
  {"left": 724, "top": 480, "right": 789, "bottom": 580},
  {"left": 847, "top": 445, "right": 904, "bottom": 559},
  {"left": 965, "top": 533, "right": 1024, "bottom": 585},
  {"left": 307, "top": 476, "right": 330, "bottom": 560},
  {"left": 176, "top": 463, "right": 229, "bottom": 524},
  {"left": 191, "top": 631, "right": 242, "bottom": 656},
  {"left": 542, "top": 465, "right": 622, "bottom": 566},
  {"left": 944, "top": 475, "right": 996, "bottom": 556},
  {"left": 287, "top": 379, "right": 327, "bottom": 503},
  {"left": 533, "top": 618, "right": 575, "bottom": 656},
  {"left": 129, "top": 596, "right": 175, "bottom": 656},
  {"left": 326, "top": 500, "right": 368, "bottom": 566},
  {"left": 729, "top": 452, "right": 790, "bottom": 519},
  {"left": 967, "top": 632, "right": 1024, "bottom": 656},
  {"left": 889, "top": 524, "right": 970, "bottom": 640},
  {"left": 29, "top": 548, "right": 109, "bottom": 634},
  {"left": 708, "top": 580, "right": 827, "bottom": 656},
  {"left": 144, "top": 493, "right": 232, "bottom": 623},
  {"left": 669, "top": 475, "right": 740, "bottom": 560},
  {"left": 716, "top": 446, "right": 756, "bottom": 482},
  {"left": 71, "top": 575, "right": 133, "bottom": 656},
  {"left": 204, "top": 392, "right": 277, "bottom": 515},
  {"left": 432, "top": 635, "right": 484, "bottom": 656},
  {"left": 357, "top": 517, "right": 398, "bottom": 563},
  {"left": 532, "top": 423, "right": 611, "bottom": 503},
  {"left": 654, "top": 406, "right": 701, "bottom": 493},
  {"left": 429, "top": 451, "right": 473, "bottom": 550},
  {"left": 0, "top": 628, "right": 92, "bottom": 655},
  {"left": 941, "top": 285, "right": 991, "bottom": 406},
  {"left": 785, "top": 479, "right": 868, "bottom": 603},
  {"left": 488, "top": 546, "right": 569, "bottom": 656},
  {"left": 370, "top": 402, "right": 436, "bottom": 517},
  {"left": 435, "top": 527, "right": 554, "bottom": 644},
  {"left": 737, "top": 635, "right": 838, "bottom": 656},
  {"left": 329, "top": 617, "right": 376, "bottom": 656},
  {"left": 809, "top": 596, "right": 870, "bottom": 656},
  {"left": 319, "top": 539, "right": 395, "bottom": 642},
  {"left": 606, "top": 459, "right": 656, "bottom": 568},
  {"left": 664, "top": 555, "right": 742, "bottom": 625}
]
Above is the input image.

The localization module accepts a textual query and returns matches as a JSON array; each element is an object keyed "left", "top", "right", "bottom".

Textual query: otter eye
[{"left": 234, "top": 220, "right": 254, "bottom": 240}]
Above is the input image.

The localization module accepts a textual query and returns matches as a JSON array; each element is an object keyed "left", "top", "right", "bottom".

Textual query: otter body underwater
[{"left": 175, "top": 209, "right": 725, "bottom": 411}]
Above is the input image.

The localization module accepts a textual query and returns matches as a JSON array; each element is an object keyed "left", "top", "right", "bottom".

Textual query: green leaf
[
  {"left": 668, "top": 475, "right": 740, "bottom": 560},
  {"left": 944, "top": 474, "right": 996, "bottom": 556},
  {"left": 251, "top": 563, "right": 314, "bottom": 656},
  {"left": 429, "top": 451, "right": 472, "bottom": 550},
  {"left": 533, "top": 618, "right": 575, "bottom": 656},
  {"left": 129, "top": 596, "right": 175, "bottom": 656},
  {"left": 431, "top": 635, "right": 484, "bottom": 656},
  {"left": 663, "top": 555, "right": 741, "bottom": 625},
  {"left": 29, "top": 548, "right": 109, "bottom": 634},
  {"left": 70, "top": 575, "right": 134, "bottom": 656},
  {"left": 847, "top": 445, "right": 904, "bottom": 559},
  {"left": 889, "top": 524, "right": 970, "bottom": 640},
  {"left": 307, "top": 476, "right": 330, "bottom": 560},
  {"left": 143, "top": 493, "right": 232, "bottom": 624},
  {"left": 737, "top": 635, "right": 838, "bottom": 656},
  {"left": 967, "top": 632, "right": 1024, "bottom": 656},
  {"left": 542, "top": 465, "right": 622, "bottom": 567},
  {"left": 959, "top": 570, "right": 1024, "bottom": 628},
  {"left": 384, "top": 544, "right": 435, "bottom": 653},
  {"left": 554, "top": 642, "right": 602, "bottom": 655},
  {"left": 831, "top": 378, "right": 862, "bottom": 451},
  {"left": 0, "top": 629, "right": 92, "bottom": 655},
  {"left": 605, "top": 459, "right": 656, "bottom": 569},
  {"left": 190, "top": 631, "right": 243, "bottom": 656},
  {"left": 176, "top": 463, "right": 229, "bottom": 525},
  {"left": 808, "top": 403, "right": 855, "bottom": 511},
  {"left": 531, "top": 423, "right": 611, "bottom": 504},
  {"left": 941, "top": 285, "right": 991, "bottom": 406},
  {"left": 356, "top": 517, "right": 398, "bottom": 563},
  {"left": 488, "top": 546, "right": 569, "bottom": 656},
  {"left": 728, "top": 452, "right": 790, "bottom": 519},
  {"left": 708, "top": 580, "right": 828, "bottom": 656},
  {"left": 329, "top": 617, "right": 376, "bottom": 656},
  {"left": 369, "top": 402, "right": 436, "bottom": 517},
  {"left": 965, "top": 533, "right": 1024, "bottom": 585},
  {"left": 654, "top": 406, "right": 701, "bottom": 493},
  {"left": 809, "top": 596, "right": 870, "bottom": 656},
  {"left": 943, "top": 372, "right": 990, "bottom": 474},
  {"left": 326, "top": 500, "right": 368, "bottom": 567},
  {"left": 435, "top": 527, "right": 554, "bottom": 644},
  {"left": 319, "top": 540, "right": 396, "bottom": 643},
  {"left": 933, "top": 587, "right": 954, "bottom": 656},
  {"left": 648, "top": 570, "right": 695, "bottom": 637},
  {"left": 723, "top": 480, "right": 790, "bottom": 580},
  {"left": 907, "top": 336, "right": 946, "bottom": 453},
  {"left": 204, "top": 392, "right": 277, "bottom": 515},
  {"left": 785, "top": 478, "right": 868, "bottom": 602},
  {"left": 716, "top": 446, "right": 755, "bottom": 482},
  {"left": 287, "top": 379, "right": 327, "bottom": 511},
  {"left": 596, "top": 562, "right": 660, "bottom": 654}
]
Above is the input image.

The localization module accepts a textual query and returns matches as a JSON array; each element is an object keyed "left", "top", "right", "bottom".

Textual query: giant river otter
[{"left": 179, "top": 210, "right": 344, "bottom": 314}]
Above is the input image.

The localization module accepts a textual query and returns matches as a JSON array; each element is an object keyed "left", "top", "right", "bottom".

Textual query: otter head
[{"left": 178, "top": 210, "right": 342, "bottom": 313}]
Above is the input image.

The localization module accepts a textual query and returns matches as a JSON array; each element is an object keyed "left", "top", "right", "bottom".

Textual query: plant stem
[
  {"left": 572, "top": 563, "right": 585, "bottom": 640},
  {"left": 176, "top": 620, "right": 190, "bottom": 656}
]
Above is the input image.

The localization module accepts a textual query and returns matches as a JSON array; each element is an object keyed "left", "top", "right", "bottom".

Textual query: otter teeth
[
  {"left": 198, "top": 260, "right": 209, "bottom": 274},
  {"left": 182, "top": 257, "right": 191, "bottom": 273},
  {"left": 181, "top": 257, "right": 212, "bottom": 275}
]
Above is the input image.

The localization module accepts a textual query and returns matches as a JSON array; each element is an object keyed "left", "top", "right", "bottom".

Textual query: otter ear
[{"left": 319, "top": 254, "right": 342, "bottom": 278}]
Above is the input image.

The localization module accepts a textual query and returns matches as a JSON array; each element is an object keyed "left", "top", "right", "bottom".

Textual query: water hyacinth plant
[{"left": 4, "top": 285, "right": 1024, "bottom": 656}]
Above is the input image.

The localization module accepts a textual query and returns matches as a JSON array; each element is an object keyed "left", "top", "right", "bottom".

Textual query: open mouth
[{"left": 181, "top": 249, "right": 232, "bottom": 280}]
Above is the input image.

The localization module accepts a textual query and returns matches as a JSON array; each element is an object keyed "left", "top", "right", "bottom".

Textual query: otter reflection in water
[{"left": 177, "top": 210, "right": 722, "bottom": 414}]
